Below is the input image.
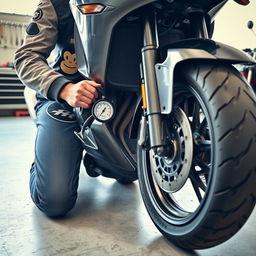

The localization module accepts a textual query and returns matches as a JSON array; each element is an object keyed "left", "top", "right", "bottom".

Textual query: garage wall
[
  {"left": 0, "top": 13, "right": 31, "bottom": 64},
  {"left": 213, "top": 1, "right": 256, "bottom": 49}
]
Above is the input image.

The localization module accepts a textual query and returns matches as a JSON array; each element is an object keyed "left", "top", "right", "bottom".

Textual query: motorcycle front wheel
[{"left": 137, "top": 62, "right": 256, "bottom": 250}]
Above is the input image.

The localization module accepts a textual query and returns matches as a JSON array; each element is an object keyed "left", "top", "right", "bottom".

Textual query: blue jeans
[{"left": 30, "top": 97, "right": 83, "bottom": 217}]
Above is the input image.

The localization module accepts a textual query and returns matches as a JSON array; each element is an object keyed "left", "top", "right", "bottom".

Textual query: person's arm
[{"left": 14, "top": 0, "right": 72, "bottom": 101}]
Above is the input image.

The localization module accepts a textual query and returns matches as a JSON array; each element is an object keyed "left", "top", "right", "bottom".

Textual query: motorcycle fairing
[
  {"left": 79, "top": 94, "right": 138, "bottom": 180},
  {"left": 156, "top": 38, "right": 256, "bottom": 114},
  {"left": 70, "top": 0, "right": 226, "bottom": 86},
  {"left": 69, "top": 0, "right": 156, "bottom": 84},
  {"left": 80, "top": 121, "right": 138, "bottom": 180}
]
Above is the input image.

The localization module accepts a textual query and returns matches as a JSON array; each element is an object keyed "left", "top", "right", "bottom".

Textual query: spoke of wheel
[
  {"left": 192, "top": 101, "right": 200, "bottom": 129},
  {"left": 196, "top": 162, "right": 210, "bottom": 175},
  {"left": 195, "top": 140, "right": 211, "bottom": 153},
  {"left": 183, "top": 98, "right": 190, "bottom": 116},
  {"left": 196, "top": 170, "right": 209, "bottom": 185},
  {"left": 198, "top": 117, "right": 208, "bottom": 136},
  {"left": 189, "top": 168, "right": 207, "bottom": 202},
  {"left": 190, "top": 169, "right": 207, "bottom": 191},
  {"left": 190, "top": 176, "right": 203, "bottom": 202}
]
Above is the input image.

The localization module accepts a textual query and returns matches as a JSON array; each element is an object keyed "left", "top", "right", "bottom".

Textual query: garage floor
[{"left": 1, "top": 116, "right": 256, "bottom": 256}]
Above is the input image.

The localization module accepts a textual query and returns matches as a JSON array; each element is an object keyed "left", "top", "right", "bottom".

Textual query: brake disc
[{"left": 150, "top": 107, "right": 193, "bottom": 193}]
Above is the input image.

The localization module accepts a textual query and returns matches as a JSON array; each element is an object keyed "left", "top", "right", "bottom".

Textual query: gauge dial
[{"left": 92, "top": 99, "right": 115, "bottom": 122}]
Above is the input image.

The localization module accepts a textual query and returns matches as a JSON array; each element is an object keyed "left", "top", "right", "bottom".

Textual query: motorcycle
[{"left": 70, "top": 0, "right": 256, "bottom": 250}]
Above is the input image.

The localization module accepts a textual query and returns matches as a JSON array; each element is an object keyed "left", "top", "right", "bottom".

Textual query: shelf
[{"left": 0, "top": 67, "right": 27, "bottom": 111}]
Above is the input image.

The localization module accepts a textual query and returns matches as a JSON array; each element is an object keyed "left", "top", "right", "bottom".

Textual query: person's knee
[{"left": 33, "top": 191, "right": 77, "bottom": 217}]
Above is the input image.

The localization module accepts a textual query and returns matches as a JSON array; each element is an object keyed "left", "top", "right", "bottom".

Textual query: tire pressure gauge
[{"left": 92, "top": 99, "right": 115, "bottom": 122}]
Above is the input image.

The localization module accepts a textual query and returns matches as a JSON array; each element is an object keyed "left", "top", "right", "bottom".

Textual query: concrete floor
[{"left": 1, "top": 116, "right": 256, "bottom": 256}]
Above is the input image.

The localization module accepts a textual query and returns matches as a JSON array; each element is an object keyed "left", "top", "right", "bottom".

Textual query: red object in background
[
  {"left": 0, "top": 63, "right": 9, "bottom": 67},
  {"left": 0, "top": 62, "right": 14, "bottom": 68},
  {"left": 15, "top": 110, "right": 29, "bottom": 117}
]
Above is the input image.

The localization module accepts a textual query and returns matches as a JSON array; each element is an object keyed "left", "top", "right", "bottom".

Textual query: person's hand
[{"left": 59, "top": 80, "right": 101, "bottom": 108}]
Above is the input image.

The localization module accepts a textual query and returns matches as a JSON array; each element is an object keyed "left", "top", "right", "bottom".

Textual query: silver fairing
[
  {"left": 69, "top": 0, "right": 229, "bottom": 85},
  {"left": 69, "top": 0, "right": 156, "bottom": 84}
]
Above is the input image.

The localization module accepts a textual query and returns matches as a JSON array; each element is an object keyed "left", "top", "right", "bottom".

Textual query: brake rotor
[{"left": 150, "top": 107, "right": 193, "bottom": 193}]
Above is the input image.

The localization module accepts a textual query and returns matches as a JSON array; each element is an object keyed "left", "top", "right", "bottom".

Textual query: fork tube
[
  {"left": 141, "top": 10, "right": 166, "bottom": 151},
  {"left": 190, "top": 11, "right": 209, "bottom": 39},
  {"left": 247, "top": 50, "right": 256, "bottom": 84}
]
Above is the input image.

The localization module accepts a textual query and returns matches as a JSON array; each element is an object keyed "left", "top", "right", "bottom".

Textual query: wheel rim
[{"left": 142, "top": 87, "right": 213, "bottom": 225}]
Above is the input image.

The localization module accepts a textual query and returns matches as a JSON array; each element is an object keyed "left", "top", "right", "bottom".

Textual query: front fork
[
  {"left": 140, "top": 10, "right": 169, "bottom": 156},
  {"left": 140, "top": 10, "right": 210, "bottom": 157}
]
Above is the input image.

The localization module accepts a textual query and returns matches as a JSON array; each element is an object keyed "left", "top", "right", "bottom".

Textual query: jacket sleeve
[{"left": 14, "top": 0, "right": 72, "bottom": 101}]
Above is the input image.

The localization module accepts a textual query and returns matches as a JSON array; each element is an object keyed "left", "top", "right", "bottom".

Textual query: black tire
[{"left": 137, "top": 62, "right": 256, "bottom": 250}]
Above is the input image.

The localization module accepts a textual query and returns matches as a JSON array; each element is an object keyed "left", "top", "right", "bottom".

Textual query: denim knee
[{"left": 32, "top": 191, "right": 77, "bottom": 217}]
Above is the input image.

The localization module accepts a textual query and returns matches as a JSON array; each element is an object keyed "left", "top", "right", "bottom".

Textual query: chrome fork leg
[{"left": 141, "top": 10, "right": 168, "bottom": 156}]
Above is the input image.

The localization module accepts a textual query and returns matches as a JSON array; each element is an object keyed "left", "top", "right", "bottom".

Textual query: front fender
[{"left": 156, "top": 38, "right": 255, "bottom": 114}]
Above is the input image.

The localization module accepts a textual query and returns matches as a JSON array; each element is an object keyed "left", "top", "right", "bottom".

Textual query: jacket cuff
[{"left": 47, "top": 76, "right": 72, "bottom": 102}]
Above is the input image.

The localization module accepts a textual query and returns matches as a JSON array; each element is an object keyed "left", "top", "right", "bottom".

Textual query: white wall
[
  {"left": 213, "top": 1, "right": 256, "bottom": 49},
  {"left": 1, "top": 0, "right": 256, "bottom": 50},
  {"left": 1, "top": 0, "right": 37, "bottom": 16}
]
